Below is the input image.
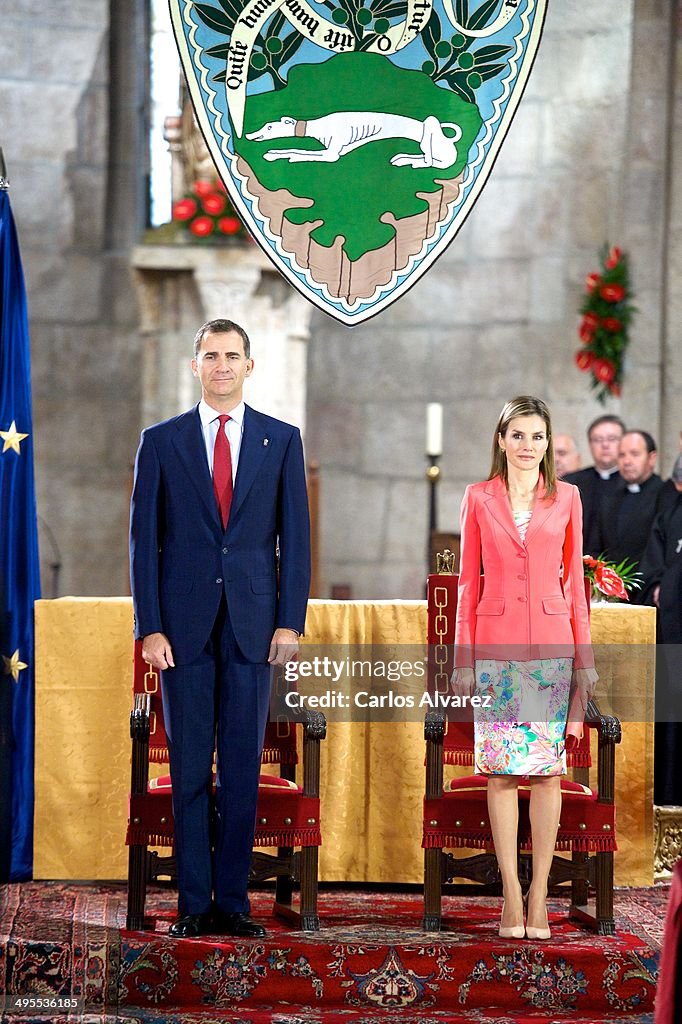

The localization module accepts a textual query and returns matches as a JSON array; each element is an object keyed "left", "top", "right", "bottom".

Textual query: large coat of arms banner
[{"left": 171, "top": 0, "right": 549, "bottom": 325}]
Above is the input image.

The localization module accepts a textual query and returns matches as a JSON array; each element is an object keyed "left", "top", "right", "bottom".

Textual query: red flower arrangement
[
  {"left": 583, "top": 555, "right": 642, "bottom": 602},
  {"left": 172, "top": 178, "right": 248, "bottom": 242},
  {"left": 575, "top": 244, "right": 636, "bottom": 403}
]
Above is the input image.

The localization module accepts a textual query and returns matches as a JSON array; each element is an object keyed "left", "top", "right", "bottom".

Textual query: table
[{"left": 34, "top": 599, "right": 655, "bottom": 885}]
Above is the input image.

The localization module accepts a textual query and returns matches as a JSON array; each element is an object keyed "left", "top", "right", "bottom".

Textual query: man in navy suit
[{"left": 130, "top": 318, "right": 310, "bottom": 938}]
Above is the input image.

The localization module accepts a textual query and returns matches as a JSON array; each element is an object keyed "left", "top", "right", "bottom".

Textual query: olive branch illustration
[{"left": 193, "top": 0, "right": 513, "bottom": 92}]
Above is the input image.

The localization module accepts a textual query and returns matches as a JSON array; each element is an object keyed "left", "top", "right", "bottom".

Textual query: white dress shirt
[{"left": 198, "top": 399, "right": 245, "bottom": 484}]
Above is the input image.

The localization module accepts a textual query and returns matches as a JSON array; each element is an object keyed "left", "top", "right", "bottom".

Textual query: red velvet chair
[
  {"left": 126, "top": 641, "right": 325, "bottom": 931},
  {"left": 423, "top": 565, "right": 621, "bottom": 934}
]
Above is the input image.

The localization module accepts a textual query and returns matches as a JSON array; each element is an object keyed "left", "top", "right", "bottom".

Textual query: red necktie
[{"left": 212, "top": 414, "right": 233, "bottom": 529}]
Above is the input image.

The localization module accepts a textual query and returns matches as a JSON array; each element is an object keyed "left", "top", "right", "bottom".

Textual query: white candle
[{"left": 426, "top": 403, "right": 443, "bottom": 456}]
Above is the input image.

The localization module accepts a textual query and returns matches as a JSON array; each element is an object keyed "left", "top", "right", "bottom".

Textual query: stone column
[
  {"left": 616, "top": 0, "right": 678, "bottom": 461},
  {"left": 660, "top": 4, "right": 682, "bottom": 467}
]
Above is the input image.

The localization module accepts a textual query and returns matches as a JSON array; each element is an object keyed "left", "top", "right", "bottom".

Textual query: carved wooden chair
[
  {"left": 423, "top": 563, "right": 621, "bottom": 935},
  {"left": 126, "top": 641, "right": 326, "bottom": 931}
]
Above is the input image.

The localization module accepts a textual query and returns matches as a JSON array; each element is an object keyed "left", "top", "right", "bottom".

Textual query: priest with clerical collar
[
  {"left": 595, "top": 430, "right": 663, "bottom": 579},
  {"left": 565, "top": 414, "right": 626, "bottom": 555}
]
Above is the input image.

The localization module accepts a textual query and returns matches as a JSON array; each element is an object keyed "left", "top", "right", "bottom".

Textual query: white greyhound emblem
[{"left": 246, "top": 112, "right": 463, "bottom": 169}]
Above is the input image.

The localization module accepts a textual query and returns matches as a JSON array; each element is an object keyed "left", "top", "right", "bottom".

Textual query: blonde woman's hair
[{"left": 488, "top": 395, "right": 557, "bottom": 497}]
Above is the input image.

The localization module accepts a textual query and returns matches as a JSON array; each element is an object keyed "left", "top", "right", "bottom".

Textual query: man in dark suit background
[
  {"left": 640, "top": 456, "right": 682, "bottom": 633},
  {"left": 638, "top": 455, "right": 682, "bottom": 805},
  {"left": 596, "top": 429, "right": 663, "bottom": 574},
  {"left": 565, "top": 414, "right": 625, "bottom": 555},
  {"left": 130, "top": 318, "right": 310, "bottom": 938}
]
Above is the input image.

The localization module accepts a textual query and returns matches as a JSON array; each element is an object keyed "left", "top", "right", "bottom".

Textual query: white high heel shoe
[
  {"left": 498, "top": 900, "right": 525, "bottom": 939},
  {"left": 524, "top": 893, "right": 551, "bottom": 940}
]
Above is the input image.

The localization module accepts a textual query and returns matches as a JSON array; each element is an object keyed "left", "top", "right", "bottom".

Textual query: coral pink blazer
[{"left": 454, "top": 475, "right": 594, "bottom": 670}]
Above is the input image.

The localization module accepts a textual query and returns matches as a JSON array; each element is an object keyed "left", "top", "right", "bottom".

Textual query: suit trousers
[{"left": 160, "top": 597, "right": 272, "bottom": 916}]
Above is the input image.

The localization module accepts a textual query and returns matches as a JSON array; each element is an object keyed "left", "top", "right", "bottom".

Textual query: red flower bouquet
[
  {"left": 575, "top": 244, "right": 636, "bottom": 403},
  {"left": 583, "top": 554, "right": 643, "bottom": 602},
  {"left": 172, "top": 178, "right": 248, "bottom": 242}
]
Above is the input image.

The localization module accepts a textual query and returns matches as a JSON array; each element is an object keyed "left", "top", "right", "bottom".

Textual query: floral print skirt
[{"left": 474, "top": 658, "right": 572, "bottom": 776}]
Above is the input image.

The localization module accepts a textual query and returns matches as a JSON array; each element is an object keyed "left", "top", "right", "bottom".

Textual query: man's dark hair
[
  {"left": 587, "top": 414, "right": 626, "bottom": 441},
  {"left": 193, "top": 319, "right": 250, "bottom": 359},
  {"left": 623, "top": 429, "right": 657, "bottom": 454}
]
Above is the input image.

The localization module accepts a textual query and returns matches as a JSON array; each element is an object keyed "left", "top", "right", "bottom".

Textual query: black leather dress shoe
[
  {"left": 168, "top": 912, "right": 214, "bottom": 938},
  {"left": 213, "top": 911, "right": 266, "bottom": 937}
]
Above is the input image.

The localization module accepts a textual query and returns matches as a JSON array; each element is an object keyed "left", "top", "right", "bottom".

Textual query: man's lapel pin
[{"left": 263, "top": 438, "right": 269, "bottom": 447}]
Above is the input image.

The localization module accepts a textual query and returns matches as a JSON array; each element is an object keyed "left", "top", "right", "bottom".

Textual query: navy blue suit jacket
[{"left": 130, "top": 403, "right": 311, "bottom": 665}]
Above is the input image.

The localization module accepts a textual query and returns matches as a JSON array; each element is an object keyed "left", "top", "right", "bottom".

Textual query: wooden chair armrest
[
  {"left": 584, "top": 700, "right": 622, "bottom": 744},
  {"left": 425, "top": 710, "right": 446, "bottom": 800},
  {"left": 301, "top": 707, "right": 327, "bottom": 742},
  {"left": 584, "top": 700, "right": 621, "bottom": 804},
  {"left": 301, "top": 708, "right": 326, "bottom": 798},
  {"left": 424, "top": 709, "right": 446, "bottom": 743}
]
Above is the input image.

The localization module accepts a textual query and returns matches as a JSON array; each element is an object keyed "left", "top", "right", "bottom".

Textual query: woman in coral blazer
[{"left": 453, "top": 396, "right": 597, "bottom": 941}]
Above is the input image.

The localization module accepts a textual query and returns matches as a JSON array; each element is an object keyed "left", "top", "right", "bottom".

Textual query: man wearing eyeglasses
[
  {"left": 565, "top": 415, "right": 626, "bottom": 555},
  {"left": 596, "top": 430, "right": 663, "bottom": 573}
]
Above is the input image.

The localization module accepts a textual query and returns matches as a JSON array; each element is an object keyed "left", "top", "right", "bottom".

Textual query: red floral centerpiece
[
  {"left": 172, "top": 178, "right": 248, "bottom": 242},
  {"left": 575, "top": 244, "right": 636, "bottom": 403},
  {"left": 583, "top": 555, "right": 643, "bottom": 602}
]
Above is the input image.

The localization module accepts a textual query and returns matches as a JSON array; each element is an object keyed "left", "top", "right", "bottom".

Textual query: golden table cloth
[{"left": 34, "top": 599, "right": 655, "bottom": 885}]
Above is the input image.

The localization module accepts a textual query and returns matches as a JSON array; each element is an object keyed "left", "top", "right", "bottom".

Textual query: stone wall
[
  {"left": 306, "top": 0, "right": 681, "bottom": 599},
  {"left": 1, "top": 1, "right": 145, "bottom": 596}
]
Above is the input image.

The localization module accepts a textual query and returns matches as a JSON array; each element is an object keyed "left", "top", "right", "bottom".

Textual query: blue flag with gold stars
[{"left": 0, "top": 189, "right": 40, "bottom": 881}]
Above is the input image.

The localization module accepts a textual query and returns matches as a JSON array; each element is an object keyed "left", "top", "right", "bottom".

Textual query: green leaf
[
  {"left": 206, "top": 43, "right": 232, "bottom": 59},
  {"left": 473, "top": 43, "right": 512, "bottom": 63},
  {"left": 476, "top": 62, "right": 507, "bottom": 83},
  {"left": 215, "top": 0, "right": 241, "bottom": 23},
  {"left": 422, "top": 11, "right": 442, "bottom": 59},
  {"left": 371, "top": 1, "right": 408, "bottom": 16},
  {"left": 469, "top": 0, "right": 502, "bottom": 31},
  {"left": 455, "top": 0, "right": 469, "bottom": 25},
  {"left": 218, "top": 63, "right": 270, "bottom": 84},
  {"left": 266, "top": 11, "right": 286, "bottom": 38},
  {"left": 193, "top": 2, "right": 233, "bottom": 33},
  {"left": 359, "top": 32, "right": 378, "bottom": 51}
]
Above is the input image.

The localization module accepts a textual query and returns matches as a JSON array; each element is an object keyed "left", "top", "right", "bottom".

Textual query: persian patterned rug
[
  {"left": 0, "top": 882, "right": 664, "bottom": 1022},
  {"left": 0, "top": 880, "right": 121, "bottom": 1018}
]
